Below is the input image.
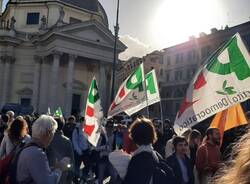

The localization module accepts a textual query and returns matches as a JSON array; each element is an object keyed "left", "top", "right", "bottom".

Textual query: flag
[
  {"left": 108, "top": 63, "right": 145, "bottom": 118},
  {"left": 125, "top": 69, "right": 160, "bottom": 116},
  {"left": 174, "top": 33, "right": 250, "bottom": 135},
  {"left": 210, "top": 103, "right": 248, "bottom": 143},
  {"left": 54, "top": 107, "right": 63, "bottom": 118},
  {"left": 84, "top": 77, "right": 103, "bottom": 146}
]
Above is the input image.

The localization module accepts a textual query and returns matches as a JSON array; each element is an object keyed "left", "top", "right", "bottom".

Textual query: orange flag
[{"left": 210, "top": 103, "right": 248, "bottom": 143}]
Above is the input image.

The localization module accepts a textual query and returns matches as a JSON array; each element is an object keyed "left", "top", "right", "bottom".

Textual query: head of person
[
  {"left": 55, "top": 117, "right": 65, "bottom": 131},
  {"left": 188, "top": 129, "right": 202, "bottom": 147},
  {"left": 129, "top": 118, "right": 157, "bottom": 146},
  {"left": 32, "top": 115, "right": 57, "bottom": 148},
  {"left": 173, "top": 136, "right": 188, "bottom": 156},
  {"left": 181, "top": 128, "right": 192, "bottom": 140},
  {"left": 6, "top": 111, "right": 15, "bottom": 122},
  {"left": 67, "top": 115, "right": 76, "bottom": 124},
  {"left": 8, "top": 118, "right": 28, "bottom": 143},
  {"left": 212, "top": 129, "right": 250, "bottom": 184},
  {"left": 206, "top": 128, "right": 221, "bottom": 145}
]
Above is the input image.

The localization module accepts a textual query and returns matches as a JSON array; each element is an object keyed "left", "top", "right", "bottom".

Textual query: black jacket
[
  {"left": 123, "top": 151, "right": 155, "bottom": 184},
  {"left": 166, "top": 153, "right": 194, "bottom": 184}
]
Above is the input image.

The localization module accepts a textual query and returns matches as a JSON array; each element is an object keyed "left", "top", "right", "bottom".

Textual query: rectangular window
[
  {"left": 26, "top": 13, "right": 40, "bottom": 25},
  {"left": 166, "top": 72, "right": 170, "bottom": 82},
  {"left": 167, "top": 56, "right": 171, "bottom": 65},
  {"left": 175, "top": 70, "right": 182, "bottom": 81},
  {"left": 21, "top": 98, "right": 31, "bottom": 106}
]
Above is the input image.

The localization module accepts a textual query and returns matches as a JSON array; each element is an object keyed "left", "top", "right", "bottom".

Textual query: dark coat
[
  {"left": 166, "top": 153, "right": 194, "bottom": 184},
  {"left": 123, "top": 151, "right": 155, "bottom": 184}
]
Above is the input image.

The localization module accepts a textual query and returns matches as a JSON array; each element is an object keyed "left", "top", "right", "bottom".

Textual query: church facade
[{"left": 0, "top": 0, "right": 126, "bottom": 116}]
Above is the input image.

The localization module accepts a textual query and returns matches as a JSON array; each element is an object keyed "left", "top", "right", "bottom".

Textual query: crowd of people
[{"left": 0, "top": 111, "right": 249, "bottom": 184}]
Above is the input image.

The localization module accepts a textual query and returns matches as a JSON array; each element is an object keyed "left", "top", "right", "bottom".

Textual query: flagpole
[
  {"left": 159, "top": 99, "right": 164, "bottom": 132},
  {"left": 110, "top": 0, "right": 120, "bottom": 103},
  {"left": 143, "top": 65, "right": 150, "bottom": 118}
]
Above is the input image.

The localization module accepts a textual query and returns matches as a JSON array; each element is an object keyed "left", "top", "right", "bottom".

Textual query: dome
[{"left": 60, "top": 0, "right": 99, "bottom": 12}]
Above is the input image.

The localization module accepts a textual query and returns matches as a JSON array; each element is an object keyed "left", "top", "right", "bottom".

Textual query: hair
[
  {"left": 172, "top": 136, "right": 188, "bottom": 148},
  {"left": 8, "top": 118, "right": 28, "bottom": 143},
  {"left": 206, "top": 127, "right": 219, "bottom": 139},
  {"left": 55, "top": 117, "right": 65, "bottom": 131},
  {"left": 212, "top": 129, "right": 250, "bottom": 184},
  {"left": 68, "top": 115, "right": 75, "bottom": 122},
  {"left": 6, "top": 111, "right": 15, "bottom": 118},
  {"left": 129, "top": 118, "right": 157, "bottom": 146},
  {"left": 32, "top": 115, "right": 57, "bottom": 139},
  {"left": 188, "top": 129, "right": 202, "bottom": 146}
]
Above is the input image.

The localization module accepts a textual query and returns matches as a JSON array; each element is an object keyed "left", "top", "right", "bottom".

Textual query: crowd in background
[{"left": 0, "top": 111, "right": 250, "bottom": 184}]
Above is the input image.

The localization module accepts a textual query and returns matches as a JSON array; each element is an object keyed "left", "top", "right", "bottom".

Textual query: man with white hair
[
  {"left": 6, "top": 110, "right": 15, "bottom": 125},
  {"left": 16, "top": 115, "right": 70, "bottom": 184}
]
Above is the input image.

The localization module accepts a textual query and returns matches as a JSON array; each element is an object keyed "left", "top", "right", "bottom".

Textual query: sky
[
  {"left": 2, "top": 0, "right": 250, "bottom": 60},
  {"left": 99, "top": 0, "right": 250, "bottom": 60}
]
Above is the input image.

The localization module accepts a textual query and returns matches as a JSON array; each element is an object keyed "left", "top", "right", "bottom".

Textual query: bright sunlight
[{"left": 151, "top": 0, "right": 226, "bottom": 48}]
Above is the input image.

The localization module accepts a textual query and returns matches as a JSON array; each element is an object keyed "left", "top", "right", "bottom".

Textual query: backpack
[
  {"left": 152, "top": 153, "right": 176, "bottom": 184},
  {"left": 0, "top": 142, "right": 40, "bottom": 184}
]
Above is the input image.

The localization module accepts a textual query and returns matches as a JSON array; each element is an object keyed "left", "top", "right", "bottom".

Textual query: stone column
[
  {"left": 64, "top": 54, "right": 76, "bottom": 117},
  {"left": 0, "top": 56, "right": 15, "bottom": 107},
  {"left": 32, "top": 56, "right": 42, "bottom": 113},
  {"left": 49, "top": 51, "right": 61, "bottom": 112}
]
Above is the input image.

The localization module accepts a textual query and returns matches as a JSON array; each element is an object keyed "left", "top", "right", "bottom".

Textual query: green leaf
[
  {"left": 223, "top": 80, "right": 227, "bottom": 89},
  {"left": 225, "top": 87, "right": 234, "bottom": 91},
  {"left": 225, "top": 88, "right": 237, "bottom": 95},
  {"left": 216, "top": 91, "right": 227, "bottom": 95}
]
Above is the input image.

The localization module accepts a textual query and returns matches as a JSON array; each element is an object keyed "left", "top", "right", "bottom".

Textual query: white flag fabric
[
  {"left": 84, "top": 77, "right": 103, "bottom": 146},
  {"left": 108, "top": 63, "right": 145, "bottom": 118},
  {"left": 174, "top": 33, "right": 250, "bottom": 135},
  {"left": 125, "top": 69, "right": 160, "bottom": 116}
]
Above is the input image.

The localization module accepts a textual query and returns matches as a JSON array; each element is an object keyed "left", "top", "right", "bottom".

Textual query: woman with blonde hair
[{"left": 211, "top": 128, "right": 250, "bottom": 184}]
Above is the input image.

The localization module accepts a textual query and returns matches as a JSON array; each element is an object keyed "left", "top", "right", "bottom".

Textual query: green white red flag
[
  {"left": 84, "top": 77, "right": 103, "bottom": 146},
  {"left": 108, "top": 63, "right": 145, "bottom": 118},
  {"left": 125, "top": 69, "right": 160, "bottom": 116},
  {"left": 174, "top": 33, "right": 250, "bottom": 135},
  {"left": 54, "top": 107, "right": 63, "bottom": 118}
]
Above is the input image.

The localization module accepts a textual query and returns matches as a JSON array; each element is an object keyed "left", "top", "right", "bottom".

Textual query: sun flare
[{"left": 151, "top": 0, "right": 224, "bottom": 48}]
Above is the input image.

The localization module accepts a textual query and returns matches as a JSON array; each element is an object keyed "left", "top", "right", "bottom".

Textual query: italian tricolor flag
[
  {"left": 174, "top": 33, "right": 250, "bottom": 135},
  {"left": 84, "top": 77, "right": 103, "bottom": 146},
  {"left": 108, "top": 63, "right": 145, "bottom": 118},
  {"left": 125, "top": 69, "right": 160, "bottom": 116}
]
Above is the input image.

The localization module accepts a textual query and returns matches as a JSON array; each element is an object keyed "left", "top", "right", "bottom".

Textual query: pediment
[{"left": 55, "top": 21, "right": 126, "bottom": 50}]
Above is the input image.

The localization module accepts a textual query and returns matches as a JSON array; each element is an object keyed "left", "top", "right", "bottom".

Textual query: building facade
[
  {"left": 0, "top": 0, "right": 126, "bottom": 116},
  {"left": 161, "top": 21, "right": 250, "bottom": 121}
]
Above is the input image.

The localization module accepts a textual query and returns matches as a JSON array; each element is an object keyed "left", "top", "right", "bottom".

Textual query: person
[
  {"left": 123, "top": 118, "right": 159, "bottom": 184},
  {"left": 212, "top": 129, "right": 250, "bottom": 184},
  {"left": 188, "top": 129, "right": 202, "bottom": 168},
  {"left": 0, "top": 114, "right": 9, "bottom": 142},
  {"left": 153, "top": 119, "right": 166, "bottom": 157},
  {"left": 166, "top": 136, "right": 194, "bottom": 184},
  {"left": 196, "top": 128, "right": 221, "bottom": 184},
  {"left": 63, "top": 115, "right": 76, "bottom": 140},
  {"left": 0, "top": 117, "right": 30, "bottom": 158},
  {"left": 72, "top": 117, "right": 90, "bottom": 182},
  {"left": 122, "top": 121, "right": 137, "bottom": 154},
  {"left": 93, "top": 125, "right": 117, "bottom": 184},
  {"left": 16, "top": 115, "right": 70, "bottom": 184},
  {"left": 47, "top": 117, "right": 75, "bottom": 184},
  {"left": 6, "top": 111, "right": 15, "bottom": 125}
]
